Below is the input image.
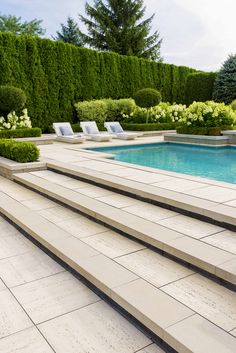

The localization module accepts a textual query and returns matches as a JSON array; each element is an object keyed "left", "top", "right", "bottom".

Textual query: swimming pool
[{"left": 89, "top": 142, "right": 236, "bottom": 184}]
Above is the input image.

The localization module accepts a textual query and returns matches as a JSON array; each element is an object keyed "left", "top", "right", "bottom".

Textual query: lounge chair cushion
[
  {"left": 110, "top": 124, "right": 123, "bottom": 134},
  {"left": 60, "top": 126, "right": 73, "bottom": 136},
  {"left": 86, "top": 125, "right": 99, "bottom": 134}
]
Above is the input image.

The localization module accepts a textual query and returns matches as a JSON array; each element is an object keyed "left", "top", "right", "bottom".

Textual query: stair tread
[
  {"left": 46, "top": 159, "right": 236, "bottom": 227},
  {"left": 13, "top": 172, "right": 236, "bottom": 285}
]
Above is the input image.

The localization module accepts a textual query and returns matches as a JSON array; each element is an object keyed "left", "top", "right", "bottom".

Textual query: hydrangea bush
[
  {"left": 0, "top": 109, "right": 32, "bottom": 130},
  {"left": 122, "top": 102, "right": 186, "bottom": 124},
  {"left": 179, "top": 101, "right": 236, "bottom": 128}
]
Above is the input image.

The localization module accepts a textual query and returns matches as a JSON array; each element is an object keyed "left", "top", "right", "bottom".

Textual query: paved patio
[{"left": 0, "top": 136, "right": 236, "bottom": 352}]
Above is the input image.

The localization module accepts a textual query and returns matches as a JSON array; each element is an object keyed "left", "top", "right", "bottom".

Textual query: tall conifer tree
[
  {"left": 54, "top": 17, "right": 84, "bottom": 46},
  {"left": 80, "top": 0, "right": 162, "bottom": 61},
  {"left": 213, "top": 54, "right": 236, "bottom": 104}
]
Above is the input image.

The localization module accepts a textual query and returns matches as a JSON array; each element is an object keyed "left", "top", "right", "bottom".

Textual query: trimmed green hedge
[
  {"left": 72, "top": 122, "right": 176, "bottom": 132},
  {"left": 185, "top": 72, "right": 216, "bottom": 105},
  {"left": 176, "top": 126, "right": 233, "bottom": 136},
  {"left": 71, "top": 123, "right": 106, "bottom": 132},
  {"left": 0, "top": 128, "right": 41, "bottom": 139},
  {"left": 0, "top": 33, "right": 196, "bottom": 131},
  {"left": 0, "top": 139, "right": 40, "bottom": 162},
  {"left": 120, "top": 123, "right": 177, "bottom": 131}
]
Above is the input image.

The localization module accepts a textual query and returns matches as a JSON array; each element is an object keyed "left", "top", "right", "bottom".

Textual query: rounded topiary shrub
[
  {"left": 133, "top": 88, "right": 162, "bottom": 109},
  {"left": 0, "top": 86, "right": 27, "bottom": 113},
  {"left": 133, "top": 88, "right": 162, "bottom": 123}
]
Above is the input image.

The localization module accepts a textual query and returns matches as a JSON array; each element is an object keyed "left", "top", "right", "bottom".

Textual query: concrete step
[
  {"left": 0, "top": 184, "right": 236, "bottom": 353},
  {"left": 13, "top": 172, "right": 236, "bottom": 288},
  {"left": 47, "top": 160, "right": 236, "bottom": 229}
]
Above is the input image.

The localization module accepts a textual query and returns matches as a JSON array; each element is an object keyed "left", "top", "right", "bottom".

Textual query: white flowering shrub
[
  {"left": 179, "top": 101, "right": 236, "bottom": 128},
  {"left": 0, "top": 109, "right": 32, "bottom": 130},
  {"left": 122, "top": 102, "right": 186, "bottom": 124}
]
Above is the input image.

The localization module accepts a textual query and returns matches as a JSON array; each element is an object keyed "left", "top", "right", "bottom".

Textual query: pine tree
[
  {"left": 213, "top": 54, "right": 236, "bottom": 104},
  {"left": 80, "top": 0, "right": 162, "bottom": 61},
  {"left": 54, "top": 17, "right": 84, "bottom": 46},
  {"left": 0, "top": 14, "right": 45, "bottom": 36}
]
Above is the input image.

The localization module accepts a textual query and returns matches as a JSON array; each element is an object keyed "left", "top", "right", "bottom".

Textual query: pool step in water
[{"left": 0, "top": 178, "right": 236, "bottom": 353}]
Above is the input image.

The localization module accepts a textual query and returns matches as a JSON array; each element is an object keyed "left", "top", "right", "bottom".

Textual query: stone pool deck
[{"left": 0, "top": 135, "right": 236, "bottom": 353}]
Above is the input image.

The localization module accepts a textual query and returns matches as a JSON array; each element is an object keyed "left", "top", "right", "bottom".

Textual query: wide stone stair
[{"left": 0, "top": 168, "right": 236, "bottom": 352}]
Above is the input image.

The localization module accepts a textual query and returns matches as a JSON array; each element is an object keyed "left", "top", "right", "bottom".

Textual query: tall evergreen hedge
[
  {"left": 185, "top": 72, "right": 216, "bottom": 105},
  {"left": 0, "top": 33, "right": 197, "bottom": 130}
]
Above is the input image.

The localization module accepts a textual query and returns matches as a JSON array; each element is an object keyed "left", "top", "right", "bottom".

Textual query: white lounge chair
[
  {"left": 104, "top": 121, "right": 139, "bottom": 140},
  {"left": 53, "top": 122, "right": 86, "bottom": 144},
  {"left": 80, "top": 121, "right": 112, "bottom": 142}
]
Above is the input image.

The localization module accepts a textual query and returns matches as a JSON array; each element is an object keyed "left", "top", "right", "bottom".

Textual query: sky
[{"left": 1, "top": 0, "right": 236, "bottom": 71}]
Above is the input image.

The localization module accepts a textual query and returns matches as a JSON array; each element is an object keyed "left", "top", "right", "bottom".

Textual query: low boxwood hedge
[
  {"left": 72, "top": 122, "right": 176, "bottom": 132},
  {"left": 71, "top": 123, "right": 106, "bottom": 132},
  {"left": 0, "top": 139, "right": 40, "bottom": 163},
  {"left": 120, "top": 123, "right": 177, "bottom": 131},
  {"left": 176, "top": 126, "right": 233, "bottom": 136},
  {"left": 0, "top": 128, "right": 42, "bottom": 139}
]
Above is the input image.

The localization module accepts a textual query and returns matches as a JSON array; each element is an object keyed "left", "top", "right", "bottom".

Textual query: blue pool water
[{"left": 89, "top": 143, "right": 236, "bottom": 184}]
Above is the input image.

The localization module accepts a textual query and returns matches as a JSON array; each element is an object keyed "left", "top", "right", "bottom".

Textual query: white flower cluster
[
  {"left": 179, "top": 101, "right": 236, "bottom": 127},
  {"left": 122, "top": 102, "right": 186, "bottom": 124},
  {"left": 0, "top": 109, "right": 32, "bottom": 130}
]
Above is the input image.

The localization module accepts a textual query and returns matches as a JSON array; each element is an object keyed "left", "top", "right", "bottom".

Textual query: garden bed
[{"left": 0, "top": 139, "right": 40, "bottom": 163}]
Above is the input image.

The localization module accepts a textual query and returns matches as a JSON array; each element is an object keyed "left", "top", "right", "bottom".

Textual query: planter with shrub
[
  {"left": 177, "top": 101, "right": 236, "bottom": 135},
  {"left": 0, "top": 139, "right": 40, "bottom": 163}
]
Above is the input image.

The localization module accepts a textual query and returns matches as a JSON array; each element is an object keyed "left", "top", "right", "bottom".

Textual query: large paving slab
[
  {"left": 186, "top": 185, "right": 236, "bottom": 203},
  {"left": 0, "top": 249, "right": 64, "bottom": 287},
  {"left": 82, "top": 230, "right": 145, "bottom": 258},
  {"left": 162, "top": 273, "right": 236, "bottom": 331},
  {"left": 0, "top": 218, "right": 19, "bottom": 237},
  {"left": 57, "top": 216, "right": 109, "bottom": 238},
  {"left": 38, "top": 301, "right": 152, "bottom": 353},
  {"left": 38, "top": 205, "right": 78, "bottom": 223},
  {"left": 0, "top": 289, "right": 32, "bottom": 338},
  {"left": 0, "top": 233, "right": 37, "bottom": 260},
  {"left": 12, "top": 272, "right": 99, "bottom": 324},
  {"left": 116, "top": 248, "right": 193, "bottom": 287},
  {"left": 0, "top": 327, "right": 54, "bottom": 353},
  {"left": 152, "top": 177, "right": 206, "bottom": 192},
  {"left": 122, "top": 203, "right": 177, "bottom": 222},
  {"left": 203, "top": 230, "right": 236, "bottom": 254},
  {"left": 158, "top": 214, "right": 224, "bottom": 239},
  {"left": 21, "top": 195, "right": 56, "bottom": 211},
  {"left": 165, "top": 314, "right": 236, "bottom": 353}
]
